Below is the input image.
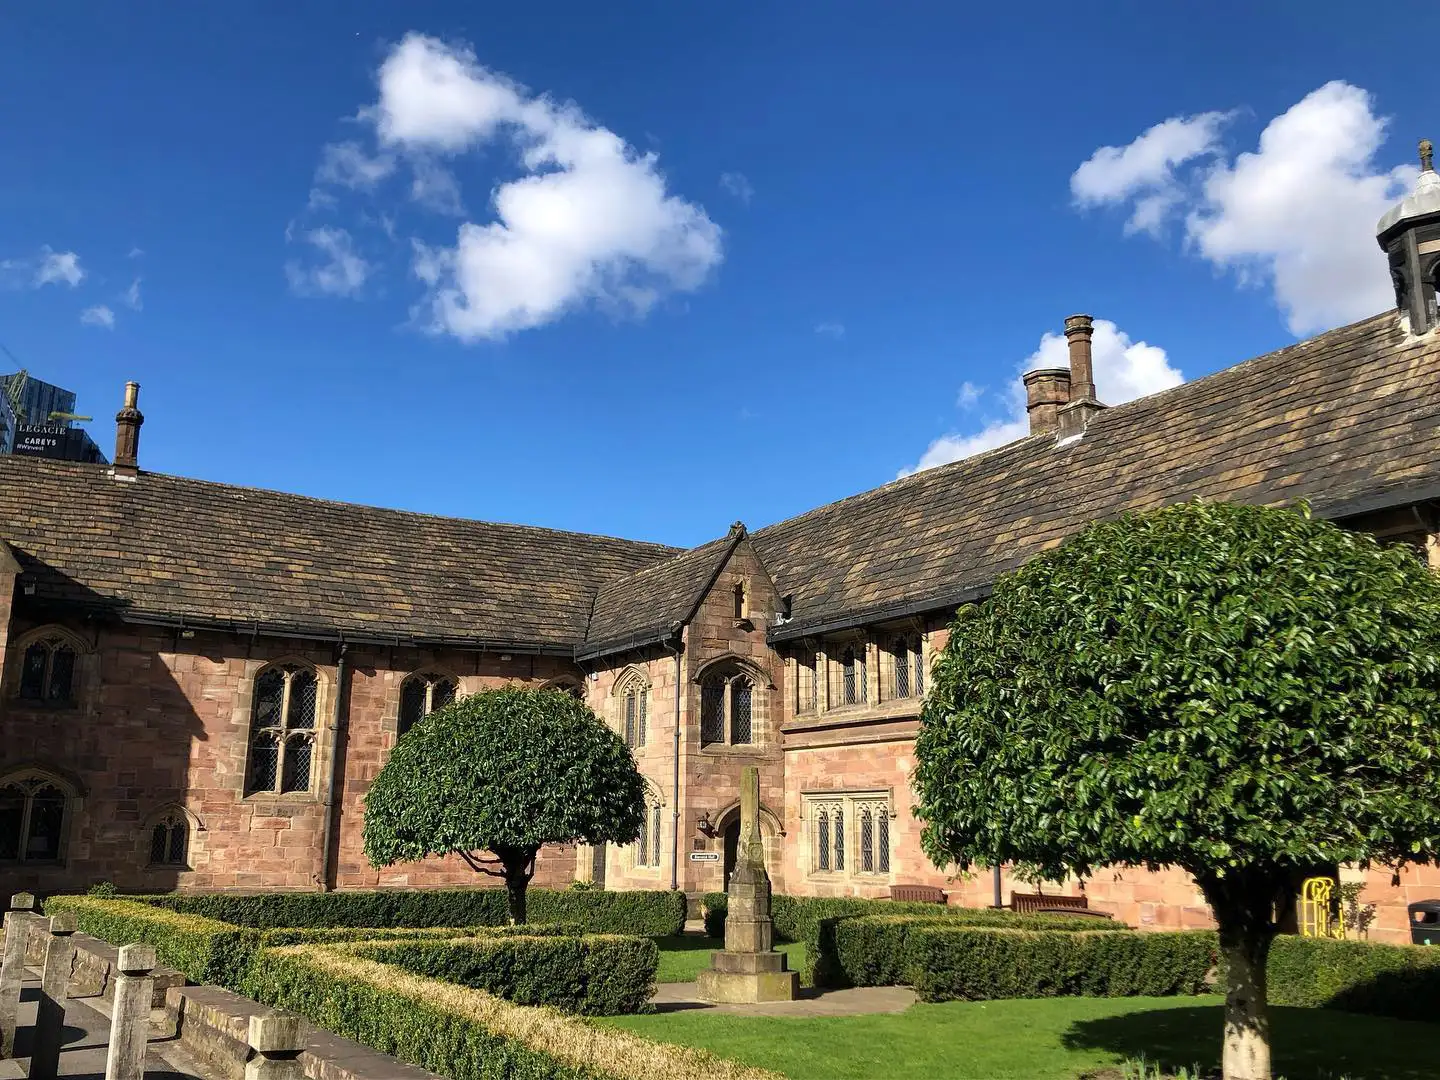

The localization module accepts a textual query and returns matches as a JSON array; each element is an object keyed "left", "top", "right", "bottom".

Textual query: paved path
[
  {"left": 0, "top": 973, "right": 214, "bottom": 1080},
  {"left": 653, "top": 981, "right": 918, "bottom": 1017}
]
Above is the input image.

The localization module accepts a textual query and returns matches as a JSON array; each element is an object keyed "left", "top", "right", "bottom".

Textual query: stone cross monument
[{"left": 696, "top": 766, "right": 800, "bottom": 1002}]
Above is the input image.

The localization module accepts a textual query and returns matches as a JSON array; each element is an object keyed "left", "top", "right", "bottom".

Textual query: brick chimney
[
  {"left": 1057, "top": 314, "right": 1106, "bottom": 439},
  {"left": 112, "top": 381, "right": 144, "bottom": 480},
  {"left": 1022, "top": 368, "right": 1071, "bottom": 435}
]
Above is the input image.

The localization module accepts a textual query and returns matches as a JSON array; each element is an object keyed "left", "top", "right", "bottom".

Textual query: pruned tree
[
  {"left": 363, "top": 685, "right": 646, "bottom": 923},
  {"left": 914, "top": 501, "right": 1440, "bottom": 1080}
]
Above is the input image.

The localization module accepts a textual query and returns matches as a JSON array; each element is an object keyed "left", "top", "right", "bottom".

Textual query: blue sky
[{"left": 1, "top": 3, "right": 1436, "bottom": 547}]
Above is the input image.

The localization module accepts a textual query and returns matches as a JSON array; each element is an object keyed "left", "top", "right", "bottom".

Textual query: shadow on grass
[
  {"left": 654, "top": 934, "right": 721, "bottom": 954},
  {"left": 1063, "top": 1004, "right": 1440, "bottom": 1080}
]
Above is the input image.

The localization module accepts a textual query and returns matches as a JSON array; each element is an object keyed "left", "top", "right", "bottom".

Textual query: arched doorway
[{"left": 723, "top": 820, "right": 741, "bottom": 892}]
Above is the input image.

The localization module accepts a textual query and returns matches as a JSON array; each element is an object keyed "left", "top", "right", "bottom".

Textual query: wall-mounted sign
[
  {"left": 13, "top": 423, "right": 102, "bottom": 463},
  {"left": 688, "top": 851, "right": 721, "bottom": 862}
]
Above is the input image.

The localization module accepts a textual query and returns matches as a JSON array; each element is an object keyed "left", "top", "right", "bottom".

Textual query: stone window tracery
[
  {"left": 699, "top": 664, "right": 758, "bottom": 747},
  {"left": 806, "top": 792, "right": 892, "bottom": 879},
  {"left": 398, "top": 671, "right": 458, "bottom": 736},
  {"left": 615, "top": 669, "right": 649, "bottom": 750},
  {"left": 16, "top": 632, "right": 78, "bottom": 705},
  {"left": 245, "top": 663, "right": 319, "bottom": 796},
  {"left": 0, "top": 771, "right": 72, "bottom": 864},
  {"left": 149, "top": 810, "right": 190, "bottom": 867}
]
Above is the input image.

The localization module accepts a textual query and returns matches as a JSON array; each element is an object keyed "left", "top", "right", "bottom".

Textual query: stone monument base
[{"left": 695, "top": 949, "right": 800, "bottom": 1003}]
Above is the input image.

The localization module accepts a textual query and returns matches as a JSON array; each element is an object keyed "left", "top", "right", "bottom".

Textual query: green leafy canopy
[
  {"left": 363, "top": 686, "right": 647, "bottom": 868},
  {"left": 914, "top": 500, "right": 1440, "bottom": 883}
]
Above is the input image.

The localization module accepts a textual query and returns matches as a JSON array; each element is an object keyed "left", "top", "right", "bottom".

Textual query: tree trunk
[
  {"left": 1219, "top": 927, "right": 1273, "bottom": 1080},
  {"left": 498, "top": 846, "right": 537, "bottom": 925}
]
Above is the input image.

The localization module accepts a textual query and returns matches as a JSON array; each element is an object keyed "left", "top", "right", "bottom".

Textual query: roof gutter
[{"left": 574, "top": 624, "right": 683, "bottom": 663}]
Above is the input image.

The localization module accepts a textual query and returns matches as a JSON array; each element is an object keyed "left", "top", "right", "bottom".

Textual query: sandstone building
[{"left": 3, "top": 153, "right": 1440, "bottom": 943}]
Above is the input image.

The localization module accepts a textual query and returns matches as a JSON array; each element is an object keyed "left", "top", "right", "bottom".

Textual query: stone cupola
[{"left": 1377, "top": 139, "right": 1440, "bottom": 334}]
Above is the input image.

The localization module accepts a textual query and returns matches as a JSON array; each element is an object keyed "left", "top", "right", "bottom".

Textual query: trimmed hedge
[
  {"left": 44, "top": 896, "right": 261, "bottom": 987},
  {"left": 910, "top": 925, "right": 1216, "bottom": 1001},
  {"left": 134, "top": 888, "right": 687, "bottom": 936},
  {"left": 243, "top": 944, "right": 781, "bottom": 1080},
  {"left": 1265, "top": 935, "right": 1440, "bottom": 1023},
  {"left": 349, "top": 933, "right": 657, "bottom": 1015}
]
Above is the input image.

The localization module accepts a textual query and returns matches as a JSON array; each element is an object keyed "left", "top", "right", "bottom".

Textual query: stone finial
[
  {"left": 47, "top": 913, "right": 77, "bottom": 935},
  {"left": 116, "top": 945, "right": 156, "bottom": 976},
  {"left": 7, "top": 894, "right": 34, "bottom": 912},
  {"left": 1422, "top": 138, "right": 1434, "bottom": 174}
]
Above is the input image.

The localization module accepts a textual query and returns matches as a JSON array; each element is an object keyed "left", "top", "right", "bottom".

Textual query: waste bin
[{"left": 1409, "top": 900, "right": 1440, "bottom": 945}]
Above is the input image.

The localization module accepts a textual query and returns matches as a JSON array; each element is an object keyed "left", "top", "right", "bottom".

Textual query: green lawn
[
  {"left": 653, "top": 935, "right": 808, "bottom": 985},
  {"left": 598, "top": 995, "right": 1440, "bottom": 1080}
]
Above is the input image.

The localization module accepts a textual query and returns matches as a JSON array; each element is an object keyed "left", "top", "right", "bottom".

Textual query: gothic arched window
[
  {"left": 699, "top": 665, "right": 757, "bottom": 747},
  {"left": 0, "top": 771, "right": 72, "bottom": 863},
  {"left": 615, "top": 670, "right": 649, "bottom": 750},
  {"left": 245, "top": 664, "right": 319, "bottom": 796},
  {"left": 398, "top": 672, "right": 459, "bottom": 736},
  {"left": 149, "top": 810, "right": 190, "bottom": 867},
  {"left": 17, "top": 633, "right": 78, "bottom": 705}
]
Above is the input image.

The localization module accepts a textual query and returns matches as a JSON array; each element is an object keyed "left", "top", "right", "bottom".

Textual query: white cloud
[
  {"left": 316, "top": 140, "right": 396, "bottom": 190},
  {"left": 80, "top": 305, "right": 115, "bottom": 329},
  {"left": 1185, "top": 82, "right": 1413, "bottom": 335},
  {"left": 285, "top": 226, "right": 371, "bottom": 298},
  {"left": 814, "top": 321, "right": 845, "bottom": 339},
  {"left": 956, "top": 381, "right": 983, "bottom": 409},
  {"left": 720, "top": 171, "right": 754, "bottom": 204},
  {"left": 35, "top": 247, "right": 85, "bottom": 288},
  {"left": 901, "top": 320, "right": 1183, "bottom": 475},
  {"left": 1073, "top": 82, "right": 1415, "bottom": 335},
  {"left": 1072, "top": 112, "right": 1230, "bottom": 235},
  {"left": 328, "top": 33, "right": 722, "bottom": 340},
  {"left": 127, "top": 246, "right": 144, "bottom": 259},
  {"left": 122, "top": 278, "right": 142, "bottom": 311}
]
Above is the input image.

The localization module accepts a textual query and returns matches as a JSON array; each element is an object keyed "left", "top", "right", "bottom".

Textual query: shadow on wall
[
  {"left": 1061, "top": 1004, "right": 1435, "bottom": 1080},
  {"left": 2, "top": 557, "right": 210, "bottom": 896}
]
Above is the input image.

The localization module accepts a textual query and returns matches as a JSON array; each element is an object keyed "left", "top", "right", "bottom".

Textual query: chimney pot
[
  {"left": 1058, "top": 314, "right": 1106, "bottom": 439},
  {"left": 113, "top": 380, "right": 144, "bottom": 479},
  {"left": 1022, "top": 368, "right": 1071, "bottom": 435}
]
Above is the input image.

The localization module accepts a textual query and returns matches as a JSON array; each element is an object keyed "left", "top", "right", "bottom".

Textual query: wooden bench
[
  {"left": 1010, "top": 892, "right": 1114, "bottom": 919},
  {"left": 889, "top": 884, "right": 947, "bottom": 904}
]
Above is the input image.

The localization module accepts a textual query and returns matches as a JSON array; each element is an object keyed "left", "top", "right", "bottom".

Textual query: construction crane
[
  {"left": 2, "top": 369, "right": 28, "bottom": 422},
  {"left": 47, "top": 411, "right": 92, "bottom": 424}
]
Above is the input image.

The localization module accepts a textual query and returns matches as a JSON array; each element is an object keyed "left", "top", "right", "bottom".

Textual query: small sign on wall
[{"left": 688, "top": 852, "right": 721, "bottom": 862}]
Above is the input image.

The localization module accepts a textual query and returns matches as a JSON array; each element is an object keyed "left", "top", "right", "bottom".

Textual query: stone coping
[
  {"left": 19, "top": 927, "right": 185, "bottom": 1010},
  {"left": 167, "top": 984, "right": 443, "bottom": 1080}
]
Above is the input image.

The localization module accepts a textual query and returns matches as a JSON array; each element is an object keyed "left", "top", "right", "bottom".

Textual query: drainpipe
[
  {"left": 319, "top": 642, "right": 350, "bottom": 892},
  {"left": 664, "top": 630, "right": 683, "bottom": 891}
]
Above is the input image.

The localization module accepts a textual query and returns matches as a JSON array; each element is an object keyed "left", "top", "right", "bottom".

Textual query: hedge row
[
  {"left": 134, "top": 888, "right": 687, "bottom": 936},
  {"left": 702, "top": 891, "right": 1126, "bottom": 983},
  {"left": 44, "top": 897, "right": 262, "bottom": 987},
  {"left": 243, "top": 944, "right": 781, "bottom": 1080},
  {"left": 1265, "top": 935, "right": 1440, "bottom": 1022},
  {"left": 349, "top": 933, "right": 657, "bottom": 1015}
]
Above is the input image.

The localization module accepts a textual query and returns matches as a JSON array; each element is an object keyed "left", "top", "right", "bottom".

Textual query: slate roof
[
  {"left": 0, "top": 458, "right": 677, "bottom": 648},
  {"left": 581, "top": 529, "right": 742, "bottom": 656},
  {"left": 3, "top": 312, "right": 1437, "bottom": 655},
  {"left": 751, "top": 312, "right": 1440, "bottom": 639}
]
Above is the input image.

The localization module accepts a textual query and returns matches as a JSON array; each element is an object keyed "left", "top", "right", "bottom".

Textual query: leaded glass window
[
  {"left": 700, "top": 681, "right": 726, "bottom": 746},
  {"left": 0, "top": 774, "right": 70, "bottom": 863},
  {"left": 840, "top": 646, "right": 867, "bottom": 706},
  {"left": 398, "top": 672, "right": 458, "bottom": 736},
  {"left": 149, "top": 811, "right": 190, "bottom": 867},
  {"left": 701, "top": 667, "right": 758, "bottom": 746},
  {"left": 794, "top": 649, "right": 819, "bottom": 715},
  {"left": 245, "top": 664, "right": 320, "bottom": 796},
  {"left": 623, "top": 685, "right": 648, "bottom": 749},
  {"left": 891, "top": 634, "right": 925, "bottom": 700},
  {"left": 636, "top": 810, "right": 650, "bottom": 866},
  {"left": 806, "top": 793, "right": 891, "bottom": 879},
  {"left": 16, "top": 635, "right": 78, "bottom": 704},
  {"left": 651, "top": 806, "right": 663, "bottom": 867}
]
